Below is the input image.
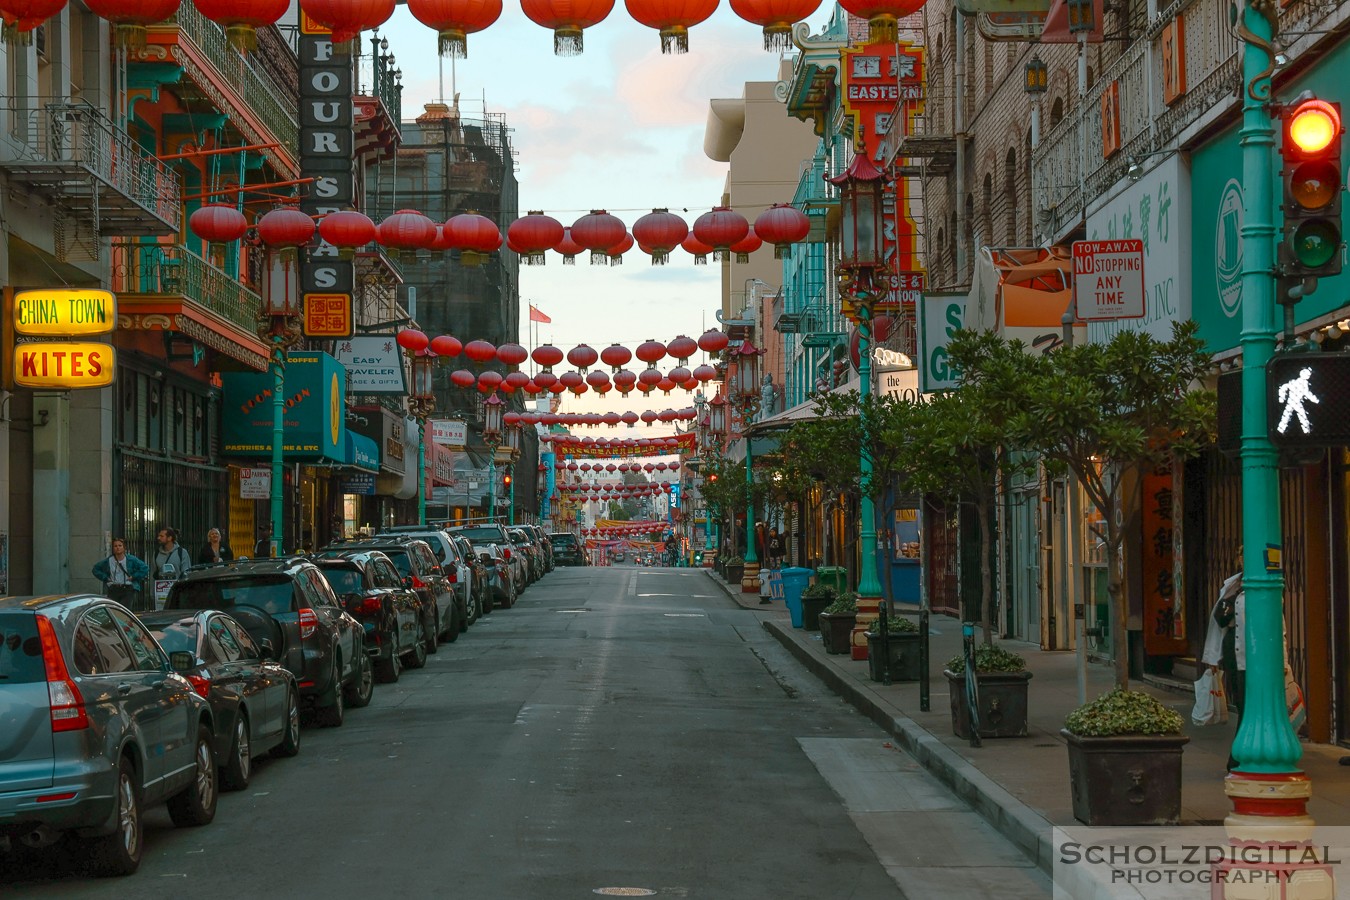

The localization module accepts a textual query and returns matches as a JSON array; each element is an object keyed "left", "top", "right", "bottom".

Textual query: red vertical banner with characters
[
  {"left": 841, "top": 41, "right": 927, "bottom": 317},
  {"left": 1142, "top": 459, "right": 1187, "bottom": 655}
]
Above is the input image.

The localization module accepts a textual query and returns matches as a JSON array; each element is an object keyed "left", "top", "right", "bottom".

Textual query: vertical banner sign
[
  {"left": 841, "top": 41, "right": 927, "bottom": 316},
  {"left": 1141, "top": 459, "right": 1186, "bottom": 655},
  {"left": 299, "top": 14, "right": 354, "bottom": 338}
]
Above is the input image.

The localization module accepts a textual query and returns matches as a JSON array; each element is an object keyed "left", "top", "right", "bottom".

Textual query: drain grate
[
  {"left": 663, "top": 613, "right": 706, "bottom": 617},
  {"left": 594, "top": 891, "right": 656, "bottom": 897},
  {"left": 555, "top": 608, "right": 591, "bottom": 613}
]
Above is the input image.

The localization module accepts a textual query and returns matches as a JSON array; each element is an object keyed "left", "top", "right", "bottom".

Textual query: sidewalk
[{"left": 705, "top": 569, "right": 1350, "bottom": 876}]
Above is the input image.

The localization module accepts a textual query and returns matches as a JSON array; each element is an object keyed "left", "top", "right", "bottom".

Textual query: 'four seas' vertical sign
[{"left": 299, "top": 14, "right": 355, "bottom": 339}]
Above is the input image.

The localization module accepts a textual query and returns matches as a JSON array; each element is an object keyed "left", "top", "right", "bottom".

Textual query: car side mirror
[
  {"left": 258, "top": 639, "right": 276, "bottom": 660},
  {"left": 169, "top": 650, "right": 195, "bottom": 672},
  {"left": 403, "top": 576, "right": 414, "bottom": 589}
]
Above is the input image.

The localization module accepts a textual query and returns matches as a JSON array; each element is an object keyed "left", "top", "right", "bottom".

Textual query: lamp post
[
  {"left": 1023, "top": 54, "right": 1048, "bottom": 150},
  {"left": 708, "top": 392, "right": 728, "bottom": 557},
  {"left": 482, "top": 393, "right": 504, "bottom": 523},
  {"left": 505, "top": 422, "right": 520, "bottom": 525},
  {"left": 828, "top": 146, "right": 888, "bottom": 658},
  {"left": 408, "top": 349, "right": 436, "bottom": 527},
  {"left": 728, "top": 339, "right": 765, "bottom": 592}
]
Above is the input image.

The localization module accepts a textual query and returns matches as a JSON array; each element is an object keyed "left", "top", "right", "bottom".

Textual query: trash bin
[
  {"left": 780, "top": 567, "right": 814, "bottom": 628},
  {"left": 815, "top": 565, "right": 848, "bottom": 595}
]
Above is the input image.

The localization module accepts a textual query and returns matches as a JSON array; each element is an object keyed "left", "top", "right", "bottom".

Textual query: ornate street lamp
[
  {"left": 723, "top": 340, "right": 767, "bottom": 592},
  {"left": 1024, "top": 55, "right": 1048, "bottom": 150},
  {"left": 483, "top": 393, "right": 504, "bottom": 523},
  {"left": 505, "top": 419, "right": 521, "bottom": 525},
  {"left": 827, "top": 149, "right": 890, "bottom": 657},
  {"left": 407, "top": 349, "right": 436, "bottom": 526}
]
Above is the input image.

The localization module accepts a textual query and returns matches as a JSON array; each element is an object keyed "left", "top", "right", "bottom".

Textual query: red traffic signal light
[
  {"left": 1281, "top": 95, "right": 1343, "bottom": 279},
  {"left": 502, "top": 473, "right": 512, "bottom": 486}
]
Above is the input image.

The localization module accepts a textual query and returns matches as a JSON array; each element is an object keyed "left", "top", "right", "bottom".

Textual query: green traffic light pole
[
  {"left": 269, "top": 337, "right": 285, "bottom": 557},
  {"left": 1227, "top": 0, "right": 1316, "bottom": 850}
]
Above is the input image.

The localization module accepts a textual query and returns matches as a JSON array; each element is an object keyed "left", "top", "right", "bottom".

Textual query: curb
[{"left": 703, "top": 570, "right": 1056, "bottom": 877}]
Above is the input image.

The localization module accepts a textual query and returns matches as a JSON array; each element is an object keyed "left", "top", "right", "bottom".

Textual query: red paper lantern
[
  {"left": 681, "top": 232, "right": 714, "bottom": 265},
  {"left": 729, "top": 226, "right": 762, "bottom": 263},
  {"left": 0, "top": 0, "right": 66, "bottom": 41},
  {"left": 318, "top": 209, "right": 377, "bottom": 257},
  {"left": 378, "top": 209, "right": 438, "bottom": 256},
  {"left": 692, "top": 364, "right": 717, "bottom": 382},
  {"left": 698, "top": 328, "right": 730, "bottom": 354},
  {"left": 477, "top": 371, "right": 504, "bottom": 393},
  {"left": 90, "top": 0, "right": 180, "bottom": 49},
  {"left": 299, "top": 0, "right": 394, "bottom": 44},
  {"left": 570, "top": 210, "right": 626, "bottom": 265},
  {"left": 189, "top": 204, "right": 248, "bottom": 246},
  {"left": 507, "top": 210, "right": 564, "bottom": 265},
  {"left": 586, "top": 370, "right": 611, "bottom": 389},
  {"left": 605, "top": 232, "right": 634, "bottom": 266},
  {"left": 497, "top": 342, "right": 529, "bottom": 366},
  {"left": 754, "top": 203, "right": 810, "bottom": 258},
  {"left": 554, "top": 227, "right": 585, "bottom": 264},
  {"left": 256, "top": 207, "right": 315, "bottom": 249},
  {"left": 406, "top": 0, "right": 501, "bottom": 56},
  {"left": 444, "top": 212, "right": 502, "bottom": 266},
  {"left": 567, "top": 344, "right": 600, "bottom": 372},
  {"left": 547, "top": 381, "right": 568, "bottom": 395},
  {"left": 631, "top": 209, "right": 689, "bottom": 265},
  {"left": 692, "top": 207, "right": 749, "bottom": 260},
  {"left": 666, "top": 335, "right": 698, "bottom": 363},
  {"left": 521, "top": 0, "right": 613, "bottom": 54},
  {"left": 621, "top": 411, "right": 639, "bottom": 425},
  {"left": 558, "top": 371, "right": 584, "bottom": 389},
  {"left": 600, "top": 344, "right": 632, "bottom": 371},
  {"left": 533, "top": 371, "right": 559, "bottom": 390},
  {"left": 635, "top": 339, "right": 667, "bottom": 365},
  {"left": 657, "top": 377, "right": 676, "bottom": 395},
  {"left": 613, "top": 369, "right": 637, "bottom": 394},
  {"left": 728, "top": 0, "right": 819, "bottom": 50},
  {"left": 397, "top": 329, "right": 430, "bottom": 352},
  {"left": 836, "top": 0, "right": 924, "bottom": 42},
  {"left": 431, "top": 225, "right": 456, "bottom": 252},
  {"left": 624, "top": 0, "right": 716, "bottom": 52},
  {"left": 640, "top": 411, "right": 658, "bottom": 425},
  {"left": 667, "top": 366, "right": 691, "bottom": 383},
  {"left": 430, "top": 334, "right": 462, "bottom": 356},
  {"left": 450, "top": 369, "right": 476, "bottom": 388},
  {"left": 504, "top": 371, "right": 532, "bottom": 391},
  {"left": 569, "top": 382, "right": 588, "bottom": 396},
  {"left": 463, "top": 339, "right": 497, "bottom": 363}
]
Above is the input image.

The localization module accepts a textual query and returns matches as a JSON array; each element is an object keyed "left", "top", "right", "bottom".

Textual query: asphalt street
[{"left": 1, "top": 565, "right": 1047, "bottom": 899}]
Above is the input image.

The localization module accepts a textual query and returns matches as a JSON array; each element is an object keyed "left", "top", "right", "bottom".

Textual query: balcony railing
[
  {"left": 171, "top": 3, "right": 299, "bottom": 153},
  {"left": 112, "top": 241, "right": 263, "bottom": 333},
  {"left": 0, "top": 98, "right": 180, "bottom": 235}
]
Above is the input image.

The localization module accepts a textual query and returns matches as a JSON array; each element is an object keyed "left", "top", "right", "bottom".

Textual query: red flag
[{"left": 529, "top": 304, "right": 552, "bottom": 323}]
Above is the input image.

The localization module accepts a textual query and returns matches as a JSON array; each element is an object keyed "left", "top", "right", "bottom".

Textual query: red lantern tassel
[
  {"left": 438, "top": 28, "right": 468, "bottom": 58},
  {"left": 735, "top": 252, "right": 750, "bottom": 264},
  {"left": 774, "top": 245, "right": 788, "bottom": 259},
  {"left": 224, "top": 23, "right": 258, "bottom": 52},
  {"left": 523, "top": 250, "right": 546, "bottom": 265},
  {"left": 113, "top": 23, "right": 149, "bottom": 50},
  {"left": 763, "top": 24, "right": 793, "bottom": 52},
  {"left": 563, "top": 255, "right": 576, "bottom": 266},
  {"left": 460, "top": 249, "right": 484, "bottom": 266},
  {"left": 589, "top": 250, "right": 607, "bottom": 265},
  {"left": 650, "top": 250, "right": 669, "bottom": 265},
  {"left": 868, "top": 14, "right": 899, "bottom": 44},
  {"left": 659, "top": 25, "right": 689, "bottom": 54},
  {"left": 694, "top": 254, "right": 708, "bottom": 265},
  {"left": 554, "top": 28, "right": 583, "bottom": 56}
]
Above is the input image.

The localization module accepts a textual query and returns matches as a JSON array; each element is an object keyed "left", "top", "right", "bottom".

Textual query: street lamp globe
[
  {"left": 483, "top": 392, "right": 504, "bottom": 443},
  {"left": 827, "top": 150, "right": 888, "bottom": 273}
]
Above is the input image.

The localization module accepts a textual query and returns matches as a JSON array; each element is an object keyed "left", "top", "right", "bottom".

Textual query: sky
[{"left": 375, "top": 2, "right": 835, "bottom": 428}]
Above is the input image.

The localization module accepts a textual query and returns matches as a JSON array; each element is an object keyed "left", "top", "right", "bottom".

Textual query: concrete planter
[
  {"left": 866, "top": 631, "right": 922, "bottom": 682},
  {"left": 1062, "top": 730, "right": 1189, "bottom": 826},
  {"left": 800, "top": 595, "right": 831, "bottom": 632},
  {"left": 943, "top": 670, "right": 1033, "bottom": 739},
  {"left": 818, "top": 612, "right": 857, "bottom": 655},
  {"left": 725, "top": 564, "right": 743, "bottom": 585}
]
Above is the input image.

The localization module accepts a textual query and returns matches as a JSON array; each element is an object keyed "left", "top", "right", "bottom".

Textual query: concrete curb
[{"left": 702, "top": 569, "right": 1056, "bottom": 877}]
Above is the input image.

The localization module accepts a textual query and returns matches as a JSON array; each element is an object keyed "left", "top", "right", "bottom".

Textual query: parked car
[
  {"left": 549, "top": 532, "right": 586, "bottom": 566},
  {"left": 376, "top": 527, "right": 476, "bottom": 627},
  {"left": 0, "top": 594, "right": 218, "bottom": 876},
  {"left": 320, "top": 538, "right": 458, "bottom": 647},
  {"left": 448, "top": 533, "right": 491, "bottom": 615},
  {"left": 139, "top": 610, "right": 300, "bottom": 792},
  {"left": 472, "top": 542, "right": 516, "bottom": 609},
  {"left": 522, "top": 524, "right": 554, "bottom": 572},
  {"left": 164, "top": 557, "right": 372, "bottom": 728},
  {"left": 311, "top": 550, "right": 425, "bottom": 683},
  {"left": 507, "top": 528, "right": 541, "bottom": 585}
]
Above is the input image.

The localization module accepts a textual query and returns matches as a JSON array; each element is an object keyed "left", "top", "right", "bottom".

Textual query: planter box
[
  {"left": 800, "top": 595, "right": 831, "bottom": 632},
  {"left": 866, "top": 631, "right": 922, "bottom": 682},
  {"left": 725, "top": 564, "right": 743, "bottom": 585},
  {"left": 943, "top": 669, "right": 1033, "bottom": 739},
  {"left": 818, "top": 612, "right": 857, "bottom": 655},
  {"left": 1062, "top": 730, "right": 1188, "bottom": 826}
]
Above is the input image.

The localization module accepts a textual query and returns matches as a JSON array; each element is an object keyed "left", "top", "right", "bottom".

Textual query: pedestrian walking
[
  {"left": 254, "top": 522, "right": 274, "bottom": 558},
  {"left": 768, "top": 528, "right": 785, "bottom": 570},
  {"left": 153, "top": 526, "right": 193, "bottom": 581},
  {"left": 197, "top": 527, "right": 234, "bottom": 565},
  {"left": 1202, "top": 567, "right": 1244, "bottom": 771},
  {"left": 92, "top": 538, "right": 149, "bottom": 609}
]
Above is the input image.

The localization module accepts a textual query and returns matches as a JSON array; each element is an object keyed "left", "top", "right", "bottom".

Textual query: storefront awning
[
  {"left": 346, "top": 431, "right": 379, "bottom": 474},
  {"left": 219, "top": 351, "right": 349, "bottom": 463}
]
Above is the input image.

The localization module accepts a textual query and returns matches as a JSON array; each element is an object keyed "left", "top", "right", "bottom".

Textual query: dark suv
[
  {"left": 0, "top": 594, "right": 218, "bottom": 875},
  {"left": 550, "top": 532, "right": 586, "bottom": 566},
  {"left": 312, "top": 551, "right": 426, "bottom": 683},
  {"left": 321, "top": 538, "right": 459, "bottom": 648},
  {"left": 165, "top": 557, "right": 372, "bottom": 727},
  {"left": 448, "top": 533, "right": 490, "bottom": 615}
]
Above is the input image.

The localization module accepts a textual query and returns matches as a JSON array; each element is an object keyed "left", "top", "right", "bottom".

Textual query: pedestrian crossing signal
[{"left": 1266, "top": 352, "right": 1350, "bottom": 447}]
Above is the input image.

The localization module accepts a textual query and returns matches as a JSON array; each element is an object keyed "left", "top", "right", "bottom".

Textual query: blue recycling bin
[{"left": 780, "top": 567, "right": 814, "bottom": 628}]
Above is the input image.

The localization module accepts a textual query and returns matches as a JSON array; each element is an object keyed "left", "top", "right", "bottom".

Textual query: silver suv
[{"left": 0, "top": 594, "right": 219, "bottom": 875}]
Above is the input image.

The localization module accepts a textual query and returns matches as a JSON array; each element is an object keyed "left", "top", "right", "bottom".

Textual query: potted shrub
[
  {"left": 723, "top": 555, "right": 744, "bottom": 586},
  {"left": 799, "top": 582, "right": 836, "bottom": 633},
  {"left": 943, "top": 644, "right": 1032, "bottom": 739},
  {"left": 818, "top": 592, "right": 858, "bottom": 655},
  {"left": 1062, "top": 689, "right": 1188, "bottom": 826},
  {"left": 865, "top": 612, "right": 921, "bottom": 682}
]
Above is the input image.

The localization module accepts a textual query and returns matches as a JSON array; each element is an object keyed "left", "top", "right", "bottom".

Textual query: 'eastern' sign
[
  {"left": 1266, "top": 352, "right": 1350, "bottom": 447},
  {"left": 1072, "top": 240, "right": 1146, "bottom": 320}
]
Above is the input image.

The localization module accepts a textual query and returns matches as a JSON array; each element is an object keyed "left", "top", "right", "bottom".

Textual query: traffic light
[
  {"left": 1280, "top": 94, "right": 1343, "bottom": 279},
  {"left": 502, "top": 473, "right": 512, "bottom": 489}
]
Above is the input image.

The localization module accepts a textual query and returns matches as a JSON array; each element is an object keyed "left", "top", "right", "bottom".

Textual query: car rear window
[
  {"left": 147, "top": 620, "right": 200, "bottom": 656},
  {"left": 168, "top": 576, "right": 296, "bottom": 617},
  {"left": 318, "top": 566, "right": 364, "bottom": 596},
  {"left": 452, "top": 527, "right": 506, "bottom": 543},
  {"left": 381, "top": 550, "right": 412, "bottom": 577},
  {"left": 0, "top": 612, "right": 43, "bottom": 684},
  {"left": 550, "top": 536, "right": 576, "bottom": 547}
]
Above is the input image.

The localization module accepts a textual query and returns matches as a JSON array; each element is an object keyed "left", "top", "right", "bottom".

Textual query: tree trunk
[
  {"left": 1106, "top": 518, "right": 1128, "bottom": 690},
  {"left": 976, "top": 495, "right": 993, "bottom": 646}
]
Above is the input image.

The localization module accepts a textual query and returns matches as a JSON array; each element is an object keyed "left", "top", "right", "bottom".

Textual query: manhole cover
[
  {"left": 663, "top": 613, "right": 706, "bottom": 617},
  {"left": 594, "top": 890, "right": 656, "bottom": 897},
  {"left": 555, "top": 608, "right": 590, "bottom": 613}
]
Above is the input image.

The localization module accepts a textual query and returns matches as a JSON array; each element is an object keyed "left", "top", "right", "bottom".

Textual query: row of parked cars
[{"left": 0, "top": 521, "right": 559, "bottom": 877}]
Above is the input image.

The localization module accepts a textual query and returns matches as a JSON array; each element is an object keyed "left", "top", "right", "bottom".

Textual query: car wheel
[
  {"left": 167, "top": 725, "right": 218, "bottom": 827},
  {"left": 423, "top": 610, "right": 440, "bottom": 655},
  {"left": 220, "top": 712, "right": 251, "bottom": 792},
  {"left": 316, "top": 659, "right": 345, "bottom": 728},
  {"left": 482, "top": 589, "right": 494, "bottom": 614},
  {"left": 441, "top": 606, "right": 461, "bottom": 644},
  {"left": 375, "top": 645, "right": 401, "bottom": 684},
  {"left": 464, "top": 594, "right": 477, "bottom": 628},
  {"left": 344, "top": 649, "right": 374, "bottom": 708},
  {"left": 271, "top": 688, "right": 301, "bottom": 758},
  {"left": 404, "top": 621, "right": 428, "bottom": 669},
  {"left": 86, "top": 755, "right": 142, "bottom": 876}
]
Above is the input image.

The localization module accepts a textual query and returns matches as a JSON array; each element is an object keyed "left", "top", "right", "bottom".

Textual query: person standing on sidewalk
[
  {"left": 153, "top": 526, "right": 193, "bottom": 581},
  {"left": 1202, "top": 568, "right": 1244, "bottom": 771},
  {"left": 92, "top": 538, "right": 149, "bottom": 609},
  {"left": 197, "top": 527, "right": 234, "bottom": 565}
]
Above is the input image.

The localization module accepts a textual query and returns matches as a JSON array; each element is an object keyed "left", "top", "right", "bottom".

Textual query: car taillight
[
  {"left": 186, "top": 675, "right": 211, "bottom": 698},
  {"left": 446, "top": 570, "right": 457, "bottom": 582},
  {"left": 358, "top": 597, "right": 382, "bottom": 616},
  {"left": 299, "top": 607, "right": 318, "bottom": 639},
  {"left": 501, "top": 548, "right": 512, "bottom": 560},
  {"left": 412, "top": 575, "right": 427, "bottom": 590},
  {"left": 35, "top": 615, "right": 88, "bottom": 733}
]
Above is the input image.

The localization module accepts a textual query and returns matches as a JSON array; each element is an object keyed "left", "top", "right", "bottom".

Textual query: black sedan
[
  {"left": 140, "top": 610, "right": 301, "bottom": 792},
  {"left": 311, "top": 550, "right": 425, "bottom": 683}
]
